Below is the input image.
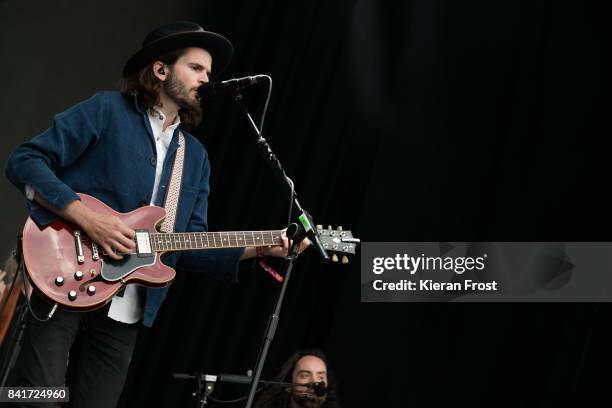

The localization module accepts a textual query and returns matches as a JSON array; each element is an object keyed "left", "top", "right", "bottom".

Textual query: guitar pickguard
[{"left": 101, "top": 254, "right": 157, "bottom": 281}]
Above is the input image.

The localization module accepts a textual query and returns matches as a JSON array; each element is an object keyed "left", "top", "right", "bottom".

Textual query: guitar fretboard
[{"left": 149, "top": 230, "right": 284, "bottom": 252}]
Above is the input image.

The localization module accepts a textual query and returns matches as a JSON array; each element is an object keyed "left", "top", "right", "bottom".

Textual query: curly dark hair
[
  {"left": 254, "top": 349, "right": 341, "bottom": 408},
  {"left": 117, "top": 48, "right": 202, "bottom": 130}
]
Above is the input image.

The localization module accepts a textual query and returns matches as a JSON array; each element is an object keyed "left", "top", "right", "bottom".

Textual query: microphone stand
[
  {"left": 228, "top": 88, "right": 330, "bottom": 408},
  {"left": 172, "top": 371, "right": 322, "bottom": 407}
]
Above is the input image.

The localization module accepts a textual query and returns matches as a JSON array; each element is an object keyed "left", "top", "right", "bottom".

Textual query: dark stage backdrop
[{"left": 1, "top": 0, "right": 612, "bottom": 407}]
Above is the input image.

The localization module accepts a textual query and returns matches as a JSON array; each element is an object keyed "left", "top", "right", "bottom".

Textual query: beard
[
  {"left": 163, "top": 70, "right": 203, "bottom": 129},
  {"left": 290, "top": 392, "right": 325, "bottom": 408}
]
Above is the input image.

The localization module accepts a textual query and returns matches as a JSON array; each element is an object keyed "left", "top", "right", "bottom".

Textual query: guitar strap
[
  {"left": 160, "top": 131, "right": 186, "bottom": 233},
  {"left": 117, "top": 131, "right": 185, "bottom": 299}
]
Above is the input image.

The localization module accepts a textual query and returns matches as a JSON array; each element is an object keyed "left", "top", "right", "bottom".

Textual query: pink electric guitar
[{"left": 21, "top": 193, "right": 359, "bottom": 311}]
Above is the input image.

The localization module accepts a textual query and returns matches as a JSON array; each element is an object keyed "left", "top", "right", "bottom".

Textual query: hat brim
[{"left": 122, "top": 30, "right": 233, "bottom": 78}]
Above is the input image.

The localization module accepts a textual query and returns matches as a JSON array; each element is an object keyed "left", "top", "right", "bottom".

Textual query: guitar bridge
[{"left": 74, "top": 231, "right": 85, "bottom": 263}]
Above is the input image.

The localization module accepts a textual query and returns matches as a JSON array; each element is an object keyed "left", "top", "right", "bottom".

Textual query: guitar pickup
[
  {"left": 74, "top": 231, "right": 85, "bottom": 263},
  {"left": 135, "top": 230, "right": 153, "bottom": 257}
]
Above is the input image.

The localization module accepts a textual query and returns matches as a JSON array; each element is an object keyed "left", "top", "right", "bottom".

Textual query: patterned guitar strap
[
  {"left": 117, "top": 131, "right": 185, "bottom": 298},
  {"left": 160, "top": 131, "right": 186, "bottom": 233}
]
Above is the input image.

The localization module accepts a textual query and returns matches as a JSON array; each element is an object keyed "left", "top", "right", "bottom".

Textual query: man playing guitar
[{"left": 4, "top": 21, "right": 307, "bottom": 407}]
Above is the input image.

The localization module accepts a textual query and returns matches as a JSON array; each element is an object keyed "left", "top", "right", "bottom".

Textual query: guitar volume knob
[
  {"left": 68, "top": 290, "right": 77, "bottom": 301},
  {"left": 55, "top": 276, "right": 64, "bottom": 286},
  {"left": 74, "top": 271, "right": 83, "bottom": 281},
  {"left": 87, "top": 285, "right": 96, "bottom": 296}
]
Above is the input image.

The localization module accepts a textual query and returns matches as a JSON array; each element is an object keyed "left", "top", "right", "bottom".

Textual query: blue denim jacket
[{"left": 5, "top": 91, "right": 243, "bottom": 326}]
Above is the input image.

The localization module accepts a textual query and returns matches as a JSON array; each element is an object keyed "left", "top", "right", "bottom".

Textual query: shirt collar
[{"left": 148, "top": 106, "right": 181, "bottom": 131}]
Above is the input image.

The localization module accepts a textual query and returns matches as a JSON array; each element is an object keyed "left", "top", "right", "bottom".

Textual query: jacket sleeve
[
  {"left": 5, "top": 92, "right": 107, "bottom": 225},
  {"left": 175, "top": 149, "right": 244, "bottom": 283}
]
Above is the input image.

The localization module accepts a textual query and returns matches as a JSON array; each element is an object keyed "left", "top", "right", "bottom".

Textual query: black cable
[
  {"left": 0, "top": 248, "right": 20, "bottom": 318},
  {"left": 286, "top": 177, "right": 295, "bottom": 228},
  {"left": 3, "top": 237, "right": 52, "bottom": 322},
  {"left": 259, "top": 75, "right": 272, "bottom": 134},
  {"left": 243, "top": 76, "right": 293, "bottom": 229},
  {"left": 19, "top": 261, "right": 53, "bottom": 323},
  {"left": 206, "top": 387, "right": 263, "bottom": 404}
]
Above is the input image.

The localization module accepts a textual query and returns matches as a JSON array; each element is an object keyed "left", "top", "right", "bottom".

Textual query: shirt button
[{"left": 150, "top": 157, "right": 156, "bottom": 166}]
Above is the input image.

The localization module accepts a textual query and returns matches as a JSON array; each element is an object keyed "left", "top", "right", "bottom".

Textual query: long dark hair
[
  {"left": 118, "top": 48, "right": 201, "bottom": 130},
  {"left": 254, "top": 349, "right": 340, "bottom": 408}
]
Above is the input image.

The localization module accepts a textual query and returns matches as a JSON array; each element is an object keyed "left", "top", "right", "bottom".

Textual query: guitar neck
[{"left": 149, "top": 230, "right": 284, "bottom": 252}]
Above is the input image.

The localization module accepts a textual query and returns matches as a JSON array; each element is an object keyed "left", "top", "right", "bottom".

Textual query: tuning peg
[
  {"left": 327, "top": 225, "right": 332, "bottom": 230},
  {"left": 337, "top": 226, "right": 343, "bottom": 231},
  {"left": 316, "top": 224, "right": 323, "bottom": 230},
  {"left": 331, "top": 254, "right": 338, "bottom": 262},
  {"left": 341, "top": 255, "right": 349, "bottom": 264}
]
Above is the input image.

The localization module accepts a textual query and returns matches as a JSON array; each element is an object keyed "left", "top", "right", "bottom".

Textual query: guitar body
[{"left": 22, "top": 194, "right": 175, "bottom": 311}]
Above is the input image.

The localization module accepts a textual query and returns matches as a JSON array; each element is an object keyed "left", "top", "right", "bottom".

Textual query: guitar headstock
[{"left": 316, "top": 225, "right": 360, "bottom": 263}]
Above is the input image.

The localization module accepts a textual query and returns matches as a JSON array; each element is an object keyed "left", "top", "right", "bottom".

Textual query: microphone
[
  {"left": 309, "top": 381, "right": 327, "bottom": 397},
  {"left": 198, "top": 75, "right": 267, "bottom": 98}
]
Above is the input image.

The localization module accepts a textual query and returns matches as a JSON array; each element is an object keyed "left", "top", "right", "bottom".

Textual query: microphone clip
[{"left": 286, "top": 211, "right": 330, "bottom": 263}]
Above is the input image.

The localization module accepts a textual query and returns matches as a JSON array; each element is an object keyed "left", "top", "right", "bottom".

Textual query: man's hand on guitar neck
[
  {"left": 32, "top": 194, "right": 135, "bottom": 260},
  {"left": 240, "top": 229, "right": 311, "bottom": 260}
]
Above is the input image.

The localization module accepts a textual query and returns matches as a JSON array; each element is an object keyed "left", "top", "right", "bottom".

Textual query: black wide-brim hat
[{"left": 123, "top": 21, "right": 233, "bottom": 78}]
